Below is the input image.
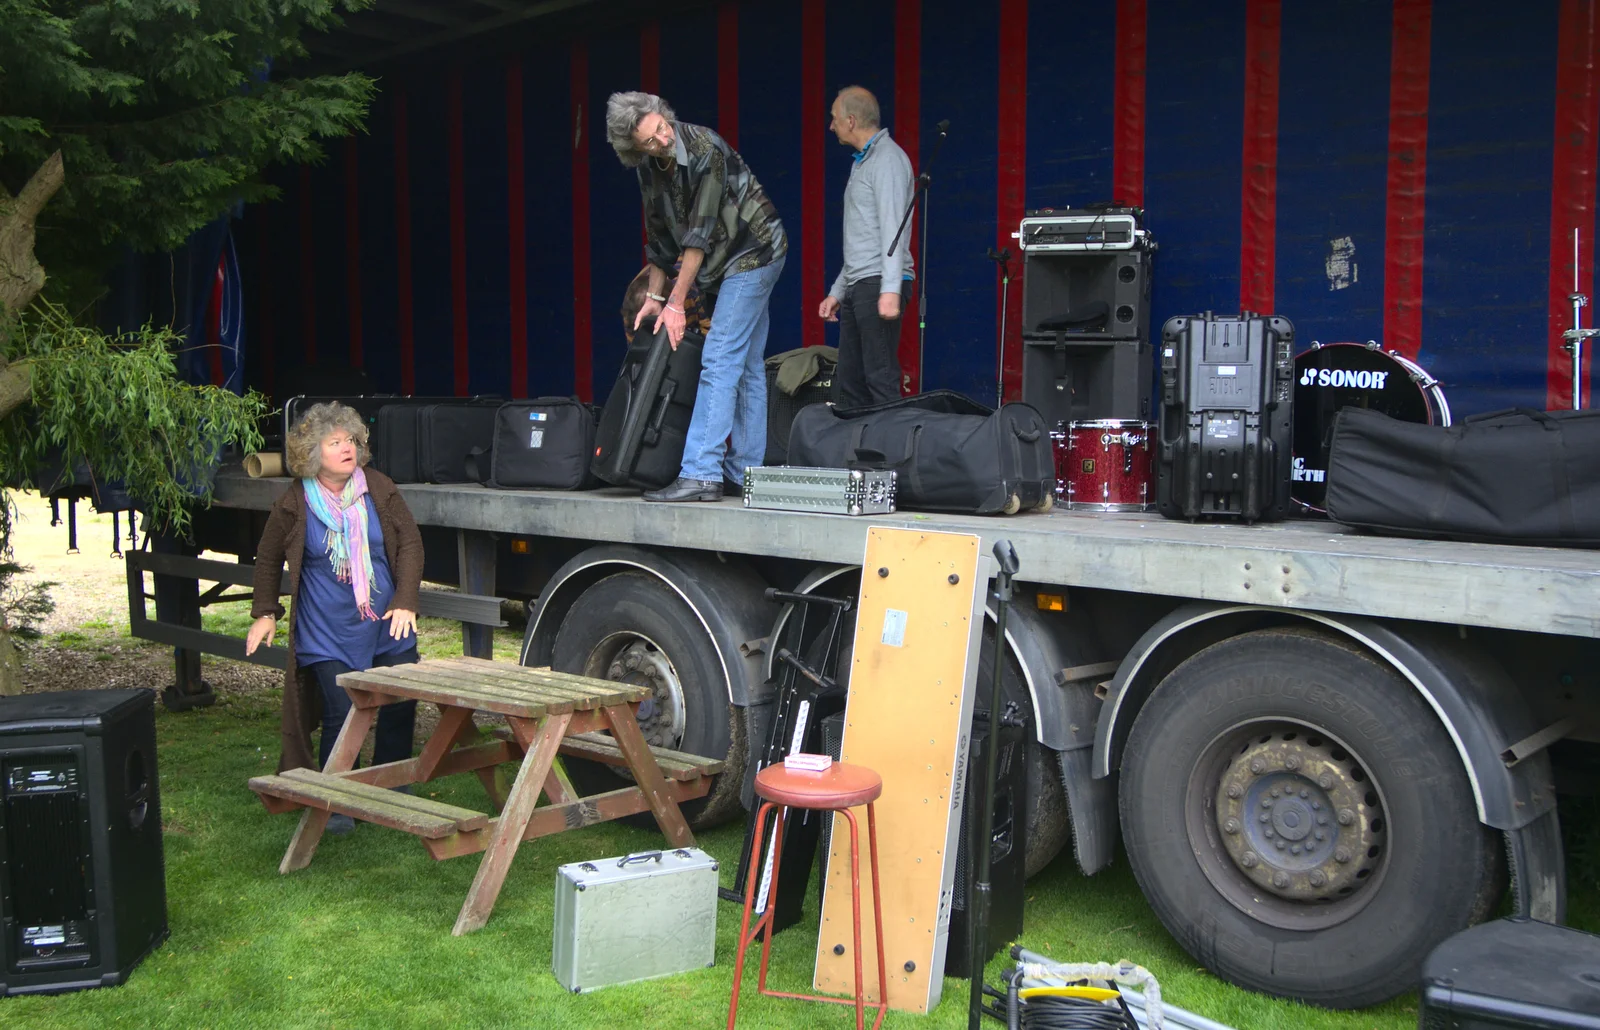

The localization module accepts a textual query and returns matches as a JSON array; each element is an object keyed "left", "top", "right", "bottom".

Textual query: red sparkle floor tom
[{"left": 1057, "top": 419, "right": 1156, "bottom": 512}]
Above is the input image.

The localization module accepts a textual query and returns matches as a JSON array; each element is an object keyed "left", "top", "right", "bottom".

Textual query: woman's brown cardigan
[{"left": 249, "top": 467, "right": 425, "bottom": 772}]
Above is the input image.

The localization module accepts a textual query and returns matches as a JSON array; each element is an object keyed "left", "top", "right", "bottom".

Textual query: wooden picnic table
[{"left": 248, "top": 656, "right": 723, "bottom": 935}]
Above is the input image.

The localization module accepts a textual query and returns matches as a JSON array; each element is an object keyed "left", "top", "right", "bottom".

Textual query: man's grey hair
[
  {"left": 285, "top": 401, "right": 371, "bottom": 478},
  {"left": 607, "top": 91, "right": 677, "bottom": 168},
  {"left": 836, "top": 86, "right": 880, "bottom": 129}
]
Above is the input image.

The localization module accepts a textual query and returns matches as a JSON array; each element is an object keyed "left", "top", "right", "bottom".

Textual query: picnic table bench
[{"left": 247, "top": 656, "right": 723, "bottom": 935}]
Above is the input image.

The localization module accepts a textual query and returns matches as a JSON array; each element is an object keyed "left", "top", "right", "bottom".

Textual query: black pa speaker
[{"left": 0, "top": 689, "right": 169, "bottom": 996}]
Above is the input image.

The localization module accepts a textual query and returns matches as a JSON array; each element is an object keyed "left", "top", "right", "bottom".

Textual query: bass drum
[{"left": 1292, "top": 342, "right": 1450, "bottom": 512}]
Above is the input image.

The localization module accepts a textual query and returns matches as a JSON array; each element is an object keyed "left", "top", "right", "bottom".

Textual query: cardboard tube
[{"left": 245, "top": 452, "right": 285, "bottom": 478}]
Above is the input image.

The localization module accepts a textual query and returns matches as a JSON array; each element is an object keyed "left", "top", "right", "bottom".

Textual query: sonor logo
[
  {"left": 1291, "top": 456, "right": 1326, "bottom": 483},
  {"left": 1299, "top": 367, "right": 1389, "bottom": 389}
]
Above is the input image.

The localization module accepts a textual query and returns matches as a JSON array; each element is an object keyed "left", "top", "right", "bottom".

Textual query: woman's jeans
[{"left": 304, "top": 647, "right": 420, "bottom": 770}]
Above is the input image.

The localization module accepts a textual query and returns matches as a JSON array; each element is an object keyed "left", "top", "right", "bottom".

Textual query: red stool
[{"left": 726, "top": 761, "right": 888, "bottom": 1030}]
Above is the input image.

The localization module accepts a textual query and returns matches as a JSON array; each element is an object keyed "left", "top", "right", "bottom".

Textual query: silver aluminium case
[
  {"left": 551, "top": 848, "right": 719, "bottom": 993},
  {"left": 742, "top": 466, "right": 897, "bottom": 516}
]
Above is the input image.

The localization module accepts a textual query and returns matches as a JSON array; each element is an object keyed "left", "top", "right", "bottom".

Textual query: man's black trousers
[{"left": 836, "top": 276, "right": 904, "bottom": 407}]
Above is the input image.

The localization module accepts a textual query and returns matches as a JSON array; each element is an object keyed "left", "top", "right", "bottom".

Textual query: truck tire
[
  {"left": 550, "top": 571, "right": 747, "bottom": 829},
  {"left": 1118, "top": 627, "right": 1503, "bottom": 1008}
]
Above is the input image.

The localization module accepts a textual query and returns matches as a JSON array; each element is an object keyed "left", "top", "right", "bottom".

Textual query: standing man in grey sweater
[{"left": 818, "top": 86, "right": 916, "bottom": 407}]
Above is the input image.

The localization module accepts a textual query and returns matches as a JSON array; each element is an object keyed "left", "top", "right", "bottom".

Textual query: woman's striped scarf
[{"left": 302, "top": 467, "right": 378, "bottom": 621}]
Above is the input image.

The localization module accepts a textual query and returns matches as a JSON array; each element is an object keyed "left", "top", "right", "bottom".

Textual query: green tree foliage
[{"left": 0, "top": 0, "right": 375, "bottom": 303}]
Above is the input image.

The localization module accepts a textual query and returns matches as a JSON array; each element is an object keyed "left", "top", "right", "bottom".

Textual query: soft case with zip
[{"left": 488, "top": 398, "right": 598, "bottom": 489}]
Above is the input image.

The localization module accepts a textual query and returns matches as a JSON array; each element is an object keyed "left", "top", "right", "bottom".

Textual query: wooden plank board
[
  {"left": 813, "top": 527, "right": 985, "bottom": 1014},
  {"left": 249, "top": 774, "right": 463, "bottom": 838},
  {"left": 360, "top": 664, "right": 586, "bottom": 713},
  {"left": 558, "top": 731, "right": 724, "bottom": 780},
  {"left": 416, "top": 661, "right": 645, "bottom": 707},
  {"left": 439, "top": 656, "right": 654, "bottom": 700},
  {"left": 278, "top": 768, "right": 490, "bottom": 831},
  {"left": 333, "top": 670, "right": 550, "bottom": 719}
]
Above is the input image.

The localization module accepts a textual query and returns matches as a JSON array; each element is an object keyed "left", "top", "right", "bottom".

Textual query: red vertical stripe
[
  {"left": 1239, "top": 0, "right": 1281, "bottom": 315},
  {"left": 572, "top": 41, "right": 593, "bottom": 402},
  {"left": 895, "top": 0, "right": 922, "bottom": 393},
  {"left": 207, "top": 257, "right": 225, "bottom": 387},
  {"left": 1383, "top": 0, "right": 1431, "bottom": 361},
  {"left": 447, "top": 71, "right": 469, "bottom": 396},
  {"left": 997, "top": 0, "right": 1028, "bottom": 402},
  {"left": 298, "top": 164, "right": 316, "bottom": 364},
  {"left": 640, "top": 21, "right": 660, "bottom": 93},
  {"left": 1113, "top": 0, "right": 1148, "bottom": 208},
  {"left": 640, "top": 21, "right": 660, "bottom": 255},
  {"left": 718, "top": 3, "right": 740, "bottom": 148},
  {"left": 507, "top": 60, "right": 529, "bottom": 399},
  {"left": 344, "top": 136, "right": 364, "bottom": 370},
  {"left": 1548, "top": 0, "right": 1598, "bottom": 410},
  {"left": 393, "top": 90, "right": 416, "bottom": 395},
  {"left": 256, "top": 210, "right": 275, "bottom": 398},
  {"left": 801, "top": 0, "right": 826, "bottom": 349}
]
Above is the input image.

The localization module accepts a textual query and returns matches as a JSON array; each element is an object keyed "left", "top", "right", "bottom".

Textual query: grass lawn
[{"left": 7, "top": 603, "right": 1595, "bottom": 1029}]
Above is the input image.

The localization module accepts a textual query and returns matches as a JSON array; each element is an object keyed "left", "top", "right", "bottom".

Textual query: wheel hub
[
  {"left": 1215, "top": 735, "right": 1383, "bottom": 902},
  {"left": 605, "top": 640, "right": 686, "bottom": 749}
]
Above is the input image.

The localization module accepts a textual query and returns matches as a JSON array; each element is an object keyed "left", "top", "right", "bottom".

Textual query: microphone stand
[{"left": 889, "top": 119, "right": 949, "bottom": 394}]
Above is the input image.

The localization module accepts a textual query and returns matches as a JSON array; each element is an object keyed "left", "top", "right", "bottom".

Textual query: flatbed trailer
[{"left": 152, "top": 466, "right": 1600, "bottom": 1009}]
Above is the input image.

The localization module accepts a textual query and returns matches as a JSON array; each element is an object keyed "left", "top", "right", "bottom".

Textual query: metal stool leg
[
  {"left": 867, "top": 802, "right": 888, "bottom": 1030},
  {"left": 842, "top": 806, "right": 866, "bottom": 1030},
  {"left": 756, "top": 806, "right": 789, "bottom": 993},
  {"left": 728, "top": 801, "right": 778, "bottom": 1030}
]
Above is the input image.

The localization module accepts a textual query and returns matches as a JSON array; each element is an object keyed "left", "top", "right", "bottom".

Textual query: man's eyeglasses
[{"left": 635, "top": 123, "right": 673, "bottom": 152}]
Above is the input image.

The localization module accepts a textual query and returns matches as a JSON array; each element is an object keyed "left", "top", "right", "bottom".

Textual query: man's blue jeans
[{"left": 681, "top": 254, "right": 786, "bottom": 483}]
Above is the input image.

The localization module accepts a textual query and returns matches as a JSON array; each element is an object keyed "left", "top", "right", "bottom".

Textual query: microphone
[{"left": 936, "top": 119, "right": 950, "bottom": 133}]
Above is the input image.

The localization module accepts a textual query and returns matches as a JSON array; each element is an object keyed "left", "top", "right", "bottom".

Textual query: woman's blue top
[{"left": 293, "top": 495, "right": 409, "bottom": 669}]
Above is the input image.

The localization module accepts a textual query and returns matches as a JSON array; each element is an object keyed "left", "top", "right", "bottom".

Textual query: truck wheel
[
  {"left": 550, "top": 571, "right": 747, "bottom": 829},
  {"left": 1118, "top": 627, "right": 1503, "bottom": 1008}
]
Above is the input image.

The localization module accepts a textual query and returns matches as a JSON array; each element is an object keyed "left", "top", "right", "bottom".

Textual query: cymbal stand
[{"left": 1563, "top": 228, "right": 1598, "bottom": 410}]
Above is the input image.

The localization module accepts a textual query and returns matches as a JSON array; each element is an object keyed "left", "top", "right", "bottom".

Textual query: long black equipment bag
[
  {"left": 489, "top": 398, "right": 600, "bottom": 490},
  {"left": 787, "top": 390, "right": 1055, "bottom": 515},
  {"left": 1324, "top": 405, "right": 1600, "bottom": 547},
  {"left": 1156, "top": 311, "right": 1296, "bottom": 522},
  {"left": 372, "top": 404, "right": 426, "bottom": 483},
  {"left": 591, "top": 325, "right": 706, "bottom": 490},
  {"left": 417, "top": 402, "right": 500, "bottom": 484}
]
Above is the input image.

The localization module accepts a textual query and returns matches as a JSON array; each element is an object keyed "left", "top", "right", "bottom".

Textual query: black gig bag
[
  {"left": 787, "top": 390, "right": 1055, "bottom": 515},
  {"left": 417, "top": 403, "right": 499, "bottom": 484},
  {"left": 489, "top": 398, "right": 599, "bottom": 490},
  {"left": 1324, "top": 405, "right": 1600, "bottom": 547},
  {"left": 592, "top": 325, "right": 706, "bottom": 490},
  {"left": 373, "top": 404, "right": 425, "bottom": 483}
]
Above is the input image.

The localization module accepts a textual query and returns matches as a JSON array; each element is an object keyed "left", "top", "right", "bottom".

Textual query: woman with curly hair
[{"left": 245, "top": 402, "right": 425, "bottom": 833}]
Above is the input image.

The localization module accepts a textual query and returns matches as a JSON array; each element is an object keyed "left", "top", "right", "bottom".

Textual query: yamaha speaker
[
  {"left": 0, "top": 689, "right": 168, "bottom": 996},
  {"left": 1021, "top": 248, "right": 1152, "bottom": 342},
  {"left": 819, "top": 710, "right": 1027, "bottom": 978},
  {"left": 1021, "top": 338, "right": 1154, "bottom": 424}
]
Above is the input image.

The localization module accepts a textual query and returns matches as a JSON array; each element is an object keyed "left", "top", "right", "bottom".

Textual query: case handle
[{"left": 618, "top": 850, "right": 664, "bottom": 867}]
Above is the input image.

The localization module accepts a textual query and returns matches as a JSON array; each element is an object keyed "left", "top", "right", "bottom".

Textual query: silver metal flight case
[
  {"left": 551, "top": 847, "right": 719, "bottom": 993},
  {"left": 742, "top": 466, "right": 897, "bottom": 516}
]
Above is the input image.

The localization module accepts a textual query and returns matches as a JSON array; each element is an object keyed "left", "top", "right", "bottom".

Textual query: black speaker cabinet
[
  {"left": 819, "top": 711, "right": 1028, "bottom": 979},
  {"left": 1021, "top": 249, "right": 1152, "bottom": 342},
  {"left": 0, "top": 689, "right": 168, "bottom": 996},
  {"left": 1021, "top": 338, "right": 1154, "bottom": 424}
]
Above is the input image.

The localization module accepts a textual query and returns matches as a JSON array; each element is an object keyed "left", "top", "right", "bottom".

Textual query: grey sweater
[{"left": 828, "top": 129, "right": 917, "bottom": 299}]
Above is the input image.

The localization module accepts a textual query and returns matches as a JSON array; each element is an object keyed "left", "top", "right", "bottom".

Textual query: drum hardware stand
[
  {"left": 986, "top": 247, "right": 1013, "bottom": 407},
  {"left": 889, "top": 118, "right": 949, "bottom": 394},
  {"left": 969, "top": 539, "right": 1021, "bottom": 1030},
  {"left": 1564, "top": 229, "right": 1597, "bottom": 410}
]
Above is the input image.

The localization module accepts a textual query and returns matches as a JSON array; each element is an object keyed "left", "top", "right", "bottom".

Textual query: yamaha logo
[{"left": 1299, "top": 367, "right": 1389, "bottom": 389}]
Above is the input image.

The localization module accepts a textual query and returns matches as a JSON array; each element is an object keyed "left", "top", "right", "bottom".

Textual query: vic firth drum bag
[
  {"left": 1324, "top": 406, "right": 1600, "bottom": 546},
  {"left": 787, "top": 390, "right": 1055, "bottom": 515},
  {"left": 489, "top": 399, "right": 599, "bottom": 490}
]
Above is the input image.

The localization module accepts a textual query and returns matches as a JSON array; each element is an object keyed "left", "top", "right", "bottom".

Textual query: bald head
[{"left": 830, "top": 86, "right": 881, "bottom": 149}]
